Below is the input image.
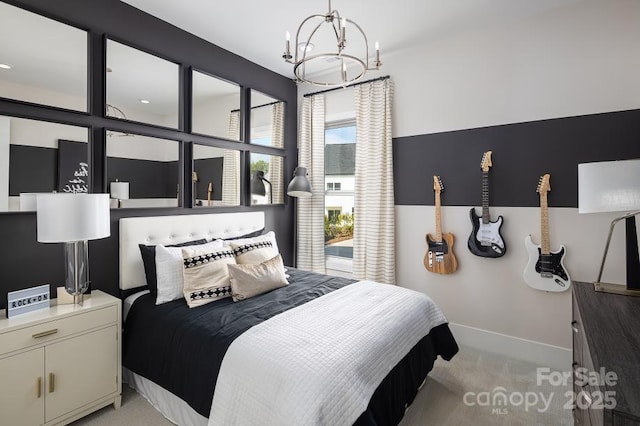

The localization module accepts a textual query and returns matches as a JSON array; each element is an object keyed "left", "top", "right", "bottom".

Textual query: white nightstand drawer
[{"left": 0, "top": 304, "right": 117, "bottom": 356}]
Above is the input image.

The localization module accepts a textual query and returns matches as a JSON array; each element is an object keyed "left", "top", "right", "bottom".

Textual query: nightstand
[
  {"left": 572, "top": 281, "right": 640, "bottom": 425},
  {"left": 0, "top": 290, "right": 121, "bottom": 425}
]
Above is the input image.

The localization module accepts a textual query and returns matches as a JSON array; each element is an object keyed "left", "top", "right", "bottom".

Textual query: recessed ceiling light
[
  {"left": 0, "top": 63, "right": 11, "bottom": 70},
  {"left": 139, "top": 99, "right": 150, "bottom": 104}
]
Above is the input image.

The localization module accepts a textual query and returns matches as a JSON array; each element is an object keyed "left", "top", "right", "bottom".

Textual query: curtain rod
[
  {"left": 303, "top": 75, "right": 390, "bottom": 98},
  {"left": 231, "top": 100, "right": 281, "bottom": 113}
]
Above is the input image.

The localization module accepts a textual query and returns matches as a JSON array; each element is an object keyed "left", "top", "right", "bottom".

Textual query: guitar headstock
[
  {"left": 537, "top": 173, "right": 551, "bottom": 194},
  {"left": 433, "top": 175, "right": 444, "bottom": 193},
  {"left": 480, "top": 151, "right": 493, "bottom": 172}
]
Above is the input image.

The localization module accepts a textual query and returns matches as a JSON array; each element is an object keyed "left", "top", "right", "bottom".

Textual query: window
[
  {"left": 327, "top": 207, "right": 341, "bottom": 222},
  {"left": 324, "top": 121, "right": 355, "bottom": 261}
]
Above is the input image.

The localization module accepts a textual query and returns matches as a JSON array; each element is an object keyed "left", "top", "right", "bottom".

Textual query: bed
[{"left": 119, "top": 212, "right": 458, "bottom": 425}]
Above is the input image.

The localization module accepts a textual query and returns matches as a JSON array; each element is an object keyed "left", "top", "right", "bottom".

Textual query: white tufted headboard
[{"left": 119, "top": 212, "right": 265, "bottom": 290}]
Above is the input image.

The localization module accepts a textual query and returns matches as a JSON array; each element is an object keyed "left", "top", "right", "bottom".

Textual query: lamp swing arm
[
  {"left": 596, "top": 209, "right": 640, "bottom": 283},
  {"left": 289, "top": 15, "right": 326, "bottom": 64}
]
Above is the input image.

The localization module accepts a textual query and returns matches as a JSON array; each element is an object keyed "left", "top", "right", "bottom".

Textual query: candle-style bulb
[
  {"left": 375, "top": 41, "right": 379, "bottom": 51},
  {"left": 286, "top": 31, "right": 290, "bottom": 41}
]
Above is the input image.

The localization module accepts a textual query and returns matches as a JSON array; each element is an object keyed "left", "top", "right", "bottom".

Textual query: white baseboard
[{"left": 449, "top": 323, "right": 571, "bottom": 371}]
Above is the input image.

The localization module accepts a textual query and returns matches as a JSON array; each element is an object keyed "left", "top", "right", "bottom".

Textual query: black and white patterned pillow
[
  {"left": 181, "top": 246, "right": 237, "bottom": 308},
  {"left": 229, "top": 232, "right": 279, "bottom": 264}
]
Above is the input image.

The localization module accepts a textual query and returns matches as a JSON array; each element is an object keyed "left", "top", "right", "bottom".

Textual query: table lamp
[
  {"left": 110, "top": 179, "right": 129, "bottom": 208},
  {"left": 578, "top": 159, "right": 640, "bottom": 296},
  {"left": 36, "top": 193, "right": 110, "bottom": 304}
]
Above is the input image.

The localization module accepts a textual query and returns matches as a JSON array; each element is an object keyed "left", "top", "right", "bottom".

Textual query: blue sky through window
[{"left": 325, "top": 125, "right": 356, "bottom": 144}]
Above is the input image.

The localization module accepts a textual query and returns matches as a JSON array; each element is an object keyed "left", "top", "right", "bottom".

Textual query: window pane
[{"left": 324, "top": 123, "right": 355, "bottom": 259}]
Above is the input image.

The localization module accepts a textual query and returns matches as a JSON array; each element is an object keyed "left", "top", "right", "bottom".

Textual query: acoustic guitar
[
  {"left": 523, "top": 174, "right": 571, "bottom": 291},
  {"left": 424, "top": 176, "right": 458, "bottom": 274},
  {"left": 467, "top": 150, "right": 506, "bottom": 258}
]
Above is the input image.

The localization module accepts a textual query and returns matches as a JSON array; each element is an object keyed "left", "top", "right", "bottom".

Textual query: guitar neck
[
  {"left": 540, "top": 192, "right": 550, "bottom": 255},
  {"left": 481, "top": 171, "right": 490, "bottom": 224},
  {"left": 435, "top": 191, "right": 442, "bottom": 242}
]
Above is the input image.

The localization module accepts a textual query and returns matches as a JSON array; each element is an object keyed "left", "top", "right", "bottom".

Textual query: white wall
[
  {"left": 192, "top": 93, "right": 239, "bottom": 139},
  {"left": 387, "top": 0, "right": 640, "bottom": 137},
  {"left": 0, "top": 80, "right": 86, "bottom": 112},
  {"left": 297, "top": 0, "right": 640, "bottom": 363},
  {"left": 0, "top": 117, "right": 9, "bottom": 211},
  {"left": 106, "top": 134, "right": 178, "bottom": 162}
]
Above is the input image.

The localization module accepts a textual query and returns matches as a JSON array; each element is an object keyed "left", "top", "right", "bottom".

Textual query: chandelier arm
[
  {"left": 344, "top": 19, "right": 371, "bottom": 68},
  {"left": 294, "top": 54, "right": 366, "bottom": 87},
  {"left": 294, "top": 14, "right": 327, "bottom": 63}
]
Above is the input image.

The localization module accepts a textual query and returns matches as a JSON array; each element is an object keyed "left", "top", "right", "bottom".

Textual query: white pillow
[
  {"left": 229, "top": 231, "right": 279, "bottom": 264},
  {"left": 182, "top": 245, "right": 237, "bottom": 308},
  {"left": 155, "top": 239, "right": 223, "bottom": 305}
]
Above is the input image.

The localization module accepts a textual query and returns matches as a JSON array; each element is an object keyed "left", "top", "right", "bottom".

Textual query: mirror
[
  {"left": 106, "top": 131, "right": 180, "bottom": 209},
  {"left": 0, "top": 115, "right": 89, "bottom": 212},
  {"left": 192, "top": 144, "right": 240, "bottom": 207},
  {"left": 0, "top": 2, "right": 87, "bottom": 111},
  {"left": 106, "top": 40, "right": 179, "bottom": 128},
  {"left": 250, "top": 90, "right": 285, "bottom": 148},
  {"left": 192, "top": 71, "right": 241, "bottom": 141},
  {"left": 249, "top": 153, "right": 284, "bottom": 205}
]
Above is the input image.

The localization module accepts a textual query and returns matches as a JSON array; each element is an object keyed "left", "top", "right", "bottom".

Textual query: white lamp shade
[
  {"left": 37, "top": 193, "right": 111, "bottom": 242},
  {"left": 110, "top": 181, "right": 130, "bottom": 200},
  {"left": 578, "top": 159, "right": 640, "bottom": 214}
]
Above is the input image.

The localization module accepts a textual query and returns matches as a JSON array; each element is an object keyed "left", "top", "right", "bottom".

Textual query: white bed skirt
[{"left": 123, "top": 367, "right": 207, "bottom": 426}]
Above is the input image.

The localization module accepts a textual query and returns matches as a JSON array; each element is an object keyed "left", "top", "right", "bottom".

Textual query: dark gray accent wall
[
  {"left": 394, "top": 109, "right": 640, "bottom": 207},
  {"left": 107, "top": 158, "right": 178, "bottom": 199},
  {"left": 194, "top": 158, "right": 224, "bottom": 202},
  {"left": 0, "top": 0, "right": 297, "bottom": 310}
]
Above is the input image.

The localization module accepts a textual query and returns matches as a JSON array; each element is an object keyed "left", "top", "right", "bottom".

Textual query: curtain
[
  {"left": 270, "top": 102, "right": 285, "bottom": 204},
  {"left": 353, "top": 79, "right": 395, "bottom": 283},
  {"left": 297, "top": 95, "right": 326, "bottom": 273},
  {"left": 223, "top": 111, "right": 240, "bottom": 205}
]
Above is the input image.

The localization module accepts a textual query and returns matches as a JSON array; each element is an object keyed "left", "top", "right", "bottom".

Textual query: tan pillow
[
  {"left": 181, "top": 246, "right": 236, "bottom": 308},
  {"left": 227, "top": 254, "right": 289, "bottom": 302}
]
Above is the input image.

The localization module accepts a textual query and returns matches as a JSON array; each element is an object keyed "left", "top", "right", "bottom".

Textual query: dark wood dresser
[{"left": 572, "top": 281, "right": 640, "bottom": 425}]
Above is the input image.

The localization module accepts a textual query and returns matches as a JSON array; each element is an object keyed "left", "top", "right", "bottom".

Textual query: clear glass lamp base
[{"left": 64, "top": 240, "right": 89, "bottom": 305}]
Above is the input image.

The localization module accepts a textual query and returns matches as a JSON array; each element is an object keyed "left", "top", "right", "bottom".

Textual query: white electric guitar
[{"left": 523, "top": 174, "right": 571, "bottom": 292}]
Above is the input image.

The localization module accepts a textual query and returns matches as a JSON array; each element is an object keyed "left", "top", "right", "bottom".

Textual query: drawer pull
[
  {"left": 37, "top": 377, "right": 42, "bottom": 398},
  {"left": 32, "top": 329, "right": 58, "bottom": 339},
  {"left": 49, "top": 373, "right": 55, "bottom": 393}
]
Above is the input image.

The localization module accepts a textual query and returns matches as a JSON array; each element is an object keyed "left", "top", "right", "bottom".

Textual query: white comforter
[{"left": 209, "top": 280, "right": 447, "bottom": 426}]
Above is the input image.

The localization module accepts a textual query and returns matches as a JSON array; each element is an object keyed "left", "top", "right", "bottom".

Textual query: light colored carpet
[{"left": 72, "top": 345, "right": 573, "bottom": 425}]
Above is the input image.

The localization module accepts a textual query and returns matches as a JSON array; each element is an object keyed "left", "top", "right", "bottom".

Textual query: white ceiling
[{"left": 122, "top": 0, "right": 580, "bottom": 80}]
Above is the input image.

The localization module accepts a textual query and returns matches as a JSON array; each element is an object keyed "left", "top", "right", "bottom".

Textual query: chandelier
[{"left": 283, "top": 0, "right": 381, "bottom": 87}]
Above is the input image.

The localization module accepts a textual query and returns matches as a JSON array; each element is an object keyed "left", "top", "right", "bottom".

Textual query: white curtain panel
[
  {"left": 353, "top": 79, "right": 396, "bottom": 284},
  {"left": 223, "top": 111, "right": 241, "bottom": 205},
  {"left": 297, "top": 95, "right": 326, "bottom": 273},
  {"left": 270, "top": 102, "right": 285, "bottom": 204}
]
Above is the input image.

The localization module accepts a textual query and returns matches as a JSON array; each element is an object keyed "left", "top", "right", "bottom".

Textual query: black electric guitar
[
  {"left": 523, "top": 174, "right": 571, "bottom": 291},
  {"left": 468, "top": 151, "right": 506, "bottom": 258},
  {"left": 424, "top": 176, "right": 458, "bottom": 274}
]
